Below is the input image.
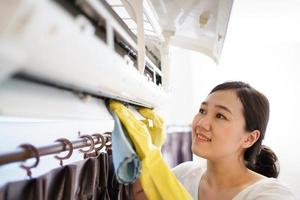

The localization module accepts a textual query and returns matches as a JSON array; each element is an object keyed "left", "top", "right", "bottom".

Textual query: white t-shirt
[{"left": 172, "top": 161, "right": 296, "bottom": 200}]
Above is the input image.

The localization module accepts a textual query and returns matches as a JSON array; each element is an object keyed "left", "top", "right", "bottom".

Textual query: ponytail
[{"left": 248, "top": 145, "right": 280, "bottom": 178}]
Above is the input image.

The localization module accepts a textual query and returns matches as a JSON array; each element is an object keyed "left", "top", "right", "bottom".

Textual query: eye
[
  {"left": 216, "top": 113, "right": 226, "bottom": 120},
  {"left": 199, "top": 108, "right": 206, "bottom": 115}
]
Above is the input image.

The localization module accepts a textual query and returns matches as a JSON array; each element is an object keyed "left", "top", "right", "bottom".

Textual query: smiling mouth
[{"left": 196, "top": 133, "right": 212, "bottom": 142}]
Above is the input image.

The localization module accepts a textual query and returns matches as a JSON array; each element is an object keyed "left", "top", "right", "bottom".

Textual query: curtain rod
[{"left": 0, "top": 133, "right": 111, "bottom": 166}]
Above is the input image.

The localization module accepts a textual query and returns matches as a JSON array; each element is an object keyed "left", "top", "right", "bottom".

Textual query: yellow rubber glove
[
  {"left": 138, "top": 108, "right": 166, "bottom": 148},
  {"left": 109, "top": 100, "right": 193, "bottom": 200}
]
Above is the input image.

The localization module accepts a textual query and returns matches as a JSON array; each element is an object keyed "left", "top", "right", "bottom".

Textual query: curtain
[
  {"left": 0, "top": 152, "right": 131, "bottom": 200},
  {"left": 162, "top": 131, "right": 192, "bottom": 168}
]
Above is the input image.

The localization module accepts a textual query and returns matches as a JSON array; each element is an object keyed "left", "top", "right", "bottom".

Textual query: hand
[
  {"left": 109, "top": 100, "right": 156, "bottom": 159},
  {"left": 131, "top": 179, "right": 148, "bottom": 200}
]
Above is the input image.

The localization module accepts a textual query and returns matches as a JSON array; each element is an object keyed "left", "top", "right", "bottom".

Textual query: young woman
[{"left": 173, "top": 81, "right": 295, "bottom": 199}]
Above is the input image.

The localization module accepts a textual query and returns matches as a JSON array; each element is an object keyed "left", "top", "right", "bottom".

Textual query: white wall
[{"left": 159, "top": 47, "right": 195, "bottom": 126}]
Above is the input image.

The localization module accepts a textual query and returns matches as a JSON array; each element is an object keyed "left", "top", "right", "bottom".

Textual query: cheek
[
  {"left": 191, "top": 114, "right": 199, "bottom": 130},
  {"left": 214, "top": 125, "right": 244, "bottom": 144},
  {"left": 192, "top": 114, "right": 199, "bottom": 126},
  {"left": 192, "top": 114, "right": 202, "bottom": 130},
  {"left": 193, "top": 112, "right": 204, "bottom": 124}
]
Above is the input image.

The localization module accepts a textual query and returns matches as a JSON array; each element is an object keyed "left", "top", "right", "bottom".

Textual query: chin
[
  {"left": 192, "top": 142, "right": 205, "bottom": 158},
  {"left": 191, "top": 143, "right": 202, "bottom": 157}
]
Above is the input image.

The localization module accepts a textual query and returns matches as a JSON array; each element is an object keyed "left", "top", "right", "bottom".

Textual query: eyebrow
[{"left": 201, "top": 102, "right": 232, "bottom": 114}]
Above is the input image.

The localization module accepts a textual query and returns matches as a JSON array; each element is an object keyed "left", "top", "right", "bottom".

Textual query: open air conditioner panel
[{"left": 146, "top": 0, "right": 233, "bottom": 62}]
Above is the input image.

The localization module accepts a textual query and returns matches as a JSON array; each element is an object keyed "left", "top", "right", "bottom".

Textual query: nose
[{"left": 195, "top": 114, "right": 212, "bottom": 131}]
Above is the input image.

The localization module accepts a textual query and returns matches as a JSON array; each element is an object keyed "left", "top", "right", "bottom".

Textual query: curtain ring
[
  {"left": 18, "top": 144, "right": 40, "bottom": 179},
  {"left": 92, "top": 133, "right": 106, "bottom": 152},
  {"left": 54, "top": 138, "right": 73, "bottom": 166},
  {"left": 102, "top": 132, "right": 112, "bottom": 154},
  {"left": 103, "top": 132, "right": 112, "bottom": 144},
  {"left": 79, "top": 134, "right": 95, "bottom": 153}
]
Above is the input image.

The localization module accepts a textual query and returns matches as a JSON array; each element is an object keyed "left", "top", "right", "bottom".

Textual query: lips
[
  {"left": 196, "top": 133, "right": 212, "bottom": 142},
  {"left": 194, "top": 127, "right": 211, "bottom": 142}
]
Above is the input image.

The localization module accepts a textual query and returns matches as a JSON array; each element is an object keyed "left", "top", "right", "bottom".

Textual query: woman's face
[{"left": 192, "top": 90, "right": 250, "bottom": 161}]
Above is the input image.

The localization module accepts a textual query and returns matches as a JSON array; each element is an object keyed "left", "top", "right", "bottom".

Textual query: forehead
[{"left": 204, "top": 90, "right": 244, "bottom": 115}]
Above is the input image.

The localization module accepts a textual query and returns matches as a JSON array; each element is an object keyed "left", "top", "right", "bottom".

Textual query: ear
[{"left": 242, "top": 130, "right": 260, "bottom": 148}]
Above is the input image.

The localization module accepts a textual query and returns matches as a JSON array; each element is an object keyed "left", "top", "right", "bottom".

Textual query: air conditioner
[{"left": 0, "top": 0, "right": 233, "bottom": 108}]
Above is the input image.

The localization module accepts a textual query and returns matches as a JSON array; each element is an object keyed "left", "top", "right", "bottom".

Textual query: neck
[{"left": 204, "top": 156, "right": 250, "bottom": 189}]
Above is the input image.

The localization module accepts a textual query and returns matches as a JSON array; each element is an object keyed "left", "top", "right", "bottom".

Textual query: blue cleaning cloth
[{"left": 108, "top": 106, "right": 141, "bottom": 185}]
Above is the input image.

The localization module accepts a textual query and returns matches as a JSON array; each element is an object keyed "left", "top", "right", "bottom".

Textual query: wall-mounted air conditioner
[
  {"left": 0, "top": 0, "right": 233, "bottom": 108},
  {"left": 0, "top": 0, "right": 168, "bottom": 108}
]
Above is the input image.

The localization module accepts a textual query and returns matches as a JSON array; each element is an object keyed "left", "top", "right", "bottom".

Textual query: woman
[{"left": 173, "top": 81, "right": 295, "bottom": 199}]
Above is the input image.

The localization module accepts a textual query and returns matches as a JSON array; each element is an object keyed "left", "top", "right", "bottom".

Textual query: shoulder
[
  {"left": 172, "top": 161, "right": 204, "bottom": 199},
  {"left": 172, "top": 161, "right": 203, "bottom": 179},
  {"left": 234, "top": 178, "right": 296, "bottom": 200}
]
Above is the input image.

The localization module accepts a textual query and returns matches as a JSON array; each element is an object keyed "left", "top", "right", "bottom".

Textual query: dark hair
[
  {"left": 210, "top": 81, "right": 279, "bottom": 178},
  {"left": 254, "top": 145, "right": 279, "bottom": 178}
]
